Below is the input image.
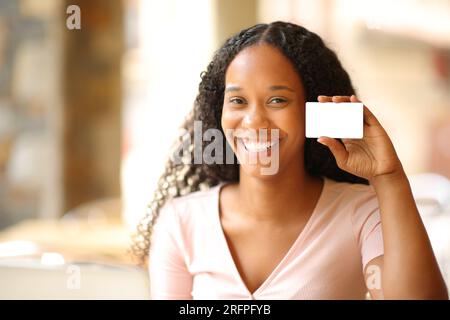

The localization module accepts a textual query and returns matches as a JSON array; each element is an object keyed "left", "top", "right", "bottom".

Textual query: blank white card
[{"left": 305, "top": 102, "right": 363, "bottom": 139}]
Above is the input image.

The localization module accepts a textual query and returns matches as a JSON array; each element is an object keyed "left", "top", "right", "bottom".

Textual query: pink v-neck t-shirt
[{"left": 149, "top": 177, "right": 384, "bottom": 299}]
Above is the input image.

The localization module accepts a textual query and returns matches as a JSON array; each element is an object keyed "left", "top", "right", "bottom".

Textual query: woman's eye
[
  {"left": 229, "top": 97, "right": 246, "bottom": 104},
  {"left": 268, "top": 97, "right": 288, "bottom": 105}
]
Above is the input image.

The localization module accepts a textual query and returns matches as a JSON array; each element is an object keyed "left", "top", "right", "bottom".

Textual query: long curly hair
[{"left": 131, "top": 21, "right": 368, "bottom": 265}]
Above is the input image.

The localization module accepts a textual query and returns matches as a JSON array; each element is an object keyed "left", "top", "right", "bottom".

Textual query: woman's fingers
[
  {"left": 317, "top": 95, "right": 354, "bottom": 103},
  {"left": 350, "top": 95, "right": 360, "bottom": 103},
  {"left": 317, "top": 136, "right": 349, "bottom": 169},
  {"left": 318, "top": 95, "right": 333, "bottom": 102},
  {"left": 363, "top": 106, "right": 381, "bottom": 127},
  {"left": 347, "top": 95, "right": 380, "bottom": 126},
  {"left": 331, "top": 96, "right": 351, "bottom": 103}
]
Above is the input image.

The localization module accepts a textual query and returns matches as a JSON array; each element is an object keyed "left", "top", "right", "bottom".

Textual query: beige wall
[
  {"left": 213, "top": 0, "right": 258, "bottom": 48},
  {"left": 63, "top": 0, "right": 123, "bottom": 213}
]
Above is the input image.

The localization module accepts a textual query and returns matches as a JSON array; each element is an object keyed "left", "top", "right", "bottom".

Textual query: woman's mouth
[
  {"left": 240, "top": 138, "right": 279, "bottom": 152},
  {"left": 234, "top": 137, "right": 283, "bottom": 160}
]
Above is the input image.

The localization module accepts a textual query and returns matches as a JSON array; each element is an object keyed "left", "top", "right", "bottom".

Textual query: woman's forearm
[{"left": 371, "top": 169, "right": 448, "bottom": 299}]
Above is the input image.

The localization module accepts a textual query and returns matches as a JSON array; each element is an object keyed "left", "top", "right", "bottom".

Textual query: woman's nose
[{"left": 242, "top": 105, "right": 270, "bottom": 129}]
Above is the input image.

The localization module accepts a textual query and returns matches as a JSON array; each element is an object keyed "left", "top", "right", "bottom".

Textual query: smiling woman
[{"left": 132, "top": 21, "right": 448, "bottom": 300}]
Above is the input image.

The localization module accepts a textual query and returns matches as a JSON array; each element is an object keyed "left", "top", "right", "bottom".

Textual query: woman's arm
[
  {"left": 317, "top": 95, "right": 448, "bottom": 299},
  {"left": 368, "top": 169, "right": 448, "bottom": 299}
]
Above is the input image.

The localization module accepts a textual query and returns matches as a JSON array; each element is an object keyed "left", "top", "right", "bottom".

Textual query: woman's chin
[
  {"left": 239, "top": 165, "right": 280, "bottom": 180},
  {"left": 237, "top": 155, "right": 283, "bottom": 178},
  {"left": 235, "top": 138, "right": 282, "bottom": 177}
]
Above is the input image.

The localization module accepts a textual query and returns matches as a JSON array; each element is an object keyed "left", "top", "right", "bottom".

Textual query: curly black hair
[{"left": 131, "top": 21, "right": 368, "bottom": 265}]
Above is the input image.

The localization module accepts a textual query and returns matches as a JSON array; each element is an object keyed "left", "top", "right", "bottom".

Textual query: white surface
[
  {"left": 408, "top": 173, "right": 450, "bottom": 214},
  {"left": 0, "top": 260, "right": 150, "bottom": 300},
  {"left": 305, "top": 102, "right": 363, "bottom": 139},
  {"left": 409, "top": 173, "right": 450, "bottom": 290}
]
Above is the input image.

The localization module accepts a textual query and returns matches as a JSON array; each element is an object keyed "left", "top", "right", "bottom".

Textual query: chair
[{"left": 408, "top": 173, "right": 450, "bottom": 289}]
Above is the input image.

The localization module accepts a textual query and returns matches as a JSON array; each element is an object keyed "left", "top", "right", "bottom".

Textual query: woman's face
[{"left": 221, "top": 44, "right": 307, "bottom": 178}]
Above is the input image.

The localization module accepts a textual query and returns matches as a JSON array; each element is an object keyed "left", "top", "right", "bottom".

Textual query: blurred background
[{"left": 0, "top": 0, "right": 449, "bottom": 299}]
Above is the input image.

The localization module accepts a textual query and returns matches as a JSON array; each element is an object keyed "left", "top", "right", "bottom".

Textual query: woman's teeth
[{"left": 242, "top": 139, "right": 277, "bottom": 152}]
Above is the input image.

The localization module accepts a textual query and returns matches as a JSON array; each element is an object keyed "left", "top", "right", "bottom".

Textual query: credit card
[{"left": 305, "top": 102, "right": 363, "bottom": 139}]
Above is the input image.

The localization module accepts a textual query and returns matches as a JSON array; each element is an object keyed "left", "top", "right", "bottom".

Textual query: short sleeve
[
  {"left": 351, "top": 189, "right": 384, "bottom": 270},
  {"left": 148, "top": 201, "right": 193, "bottom": 299}
]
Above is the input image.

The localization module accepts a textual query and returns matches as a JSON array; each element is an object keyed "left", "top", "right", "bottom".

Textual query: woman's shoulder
[
  {"left": 322, "top": 177, "right": 379, "bottom": 217},
  {"left": 321, "top": 178, "right": 381, "bottom": 237},
  {"left": 325, "top": 177, "right": 377, "bottom": 200},
  {"left": 161, "top": 183, "right": 223, "bottom": 222},
  {"left": 171, "top": 183, "right": 222, "bottom": 205}
]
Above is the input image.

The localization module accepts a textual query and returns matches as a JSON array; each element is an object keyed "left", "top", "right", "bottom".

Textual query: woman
[{"left": 132, "top": 21, "right": 448, "bottom": 299}]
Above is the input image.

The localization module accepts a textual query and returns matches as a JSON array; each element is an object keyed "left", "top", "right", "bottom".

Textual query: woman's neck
[{"left": 236, "top": 161, "right": 324, "bottom": 224}]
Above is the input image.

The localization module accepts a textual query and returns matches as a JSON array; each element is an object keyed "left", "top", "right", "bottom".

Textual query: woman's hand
[
  {"left": 316, "top": 95, "right": 404, "bottom": 182},
  {"left": 318, "top": 96, "right": 448, "bottom": 300}
]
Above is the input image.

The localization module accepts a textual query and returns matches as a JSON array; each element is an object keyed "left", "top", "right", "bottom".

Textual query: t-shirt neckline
[{"left": 212, "top": 177, "right": 328, "bottom": 298}]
